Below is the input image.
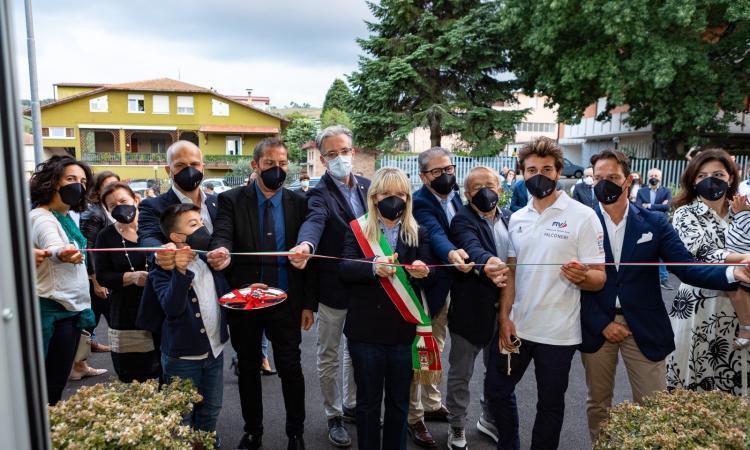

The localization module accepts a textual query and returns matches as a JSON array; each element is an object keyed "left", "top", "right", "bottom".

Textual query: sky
[{"left": 11, "top": 0, "right": 374, "bottom": 107}]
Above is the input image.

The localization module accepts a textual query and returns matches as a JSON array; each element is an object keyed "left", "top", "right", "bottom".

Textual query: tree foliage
[
  {"left": 282, "top": 114, "right": 318, "bottom": 163},
  {"left": 500, "top": 0, "right": 750, "bottom": 156},
  {"left": 322, "top": 79, "right": 354, "bottom": 115},
  {"left": 349, "top": 0, "right": 527, "bottom": 154},
  {"left": 321, "top": 108, "right": 354, "bottom": 130}
]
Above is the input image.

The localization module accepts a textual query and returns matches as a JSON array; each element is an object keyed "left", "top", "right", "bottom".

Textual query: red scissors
[{"left": 219, "top": 287, "right": 287, "bottom": 311}]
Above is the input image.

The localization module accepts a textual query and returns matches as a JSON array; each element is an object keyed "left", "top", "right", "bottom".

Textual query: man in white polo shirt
[{"left": 485, "top": 137, "right": 606, "bottom": 450}]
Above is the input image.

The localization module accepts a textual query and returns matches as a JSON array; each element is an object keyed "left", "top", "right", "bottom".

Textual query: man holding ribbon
[
  {"left": 580, "top": 149, "right": 750, "bottom": 443},
  {"left": 208, "top": 138, "right": 313, "bottom": 450},
  {"left": 339, "top": 167, "right": 437, "bottom": 450}
]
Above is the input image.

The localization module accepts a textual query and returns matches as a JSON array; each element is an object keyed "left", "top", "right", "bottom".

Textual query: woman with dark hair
[
  {"left": 79, "top": 170, "right": 120, "bottom": 357},
  {"left": 666, "top": 149, "right": 750, "bottom": 395},
  {"left": 29, "top": 155, "right": 98, "bottom": 404},
  {"left": 94, "top": 182, "right": 161, "bottom": 382}
]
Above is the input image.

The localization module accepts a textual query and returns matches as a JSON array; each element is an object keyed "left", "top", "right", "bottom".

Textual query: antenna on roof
[{"left": 178, "top": 68, "right": 181, "bottom": 80}]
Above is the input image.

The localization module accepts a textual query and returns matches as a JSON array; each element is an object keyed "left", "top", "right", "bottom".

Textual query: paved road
[{"left": 64, "top": 275, "right": 679, "bottom": 450}]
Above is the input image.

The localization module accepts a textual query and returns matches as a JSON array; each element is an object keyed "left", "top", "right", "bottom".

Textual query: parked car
[
  {"left": 201, "top": 178, "right": 231, "bottom": 193},
  {"left": 287, "top": 177, "right": 321, "bottom": 190},
  {"left": 561, "top": 158, "right": 584, "bottom": 178},
  {"left": 128, "top": 179, "right": 157, "bottom": 197}
]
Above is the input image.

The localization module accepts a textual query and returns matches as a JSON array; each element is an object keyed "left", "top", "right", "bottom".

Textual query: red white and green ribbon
[{"left": 349, "top": 214, "right": 442, "bottom": 384}]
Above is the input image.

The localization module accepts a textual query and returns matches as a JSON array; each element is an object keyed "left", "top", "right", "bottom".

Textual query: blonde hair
[{"left": 364, "top": 167, "right": 419, "bottom": 248}]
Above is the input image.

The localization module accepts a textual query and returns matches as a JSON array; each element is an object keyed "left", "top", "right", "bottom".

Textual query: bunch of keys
[{"left": 500, "top": 336, "right": 522, "bottom": 376}]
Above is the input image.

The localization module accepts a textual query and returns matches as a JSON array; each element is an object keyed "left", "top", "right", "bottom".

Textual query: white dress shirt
[{"left": 180, "top": 258, "right": 225, "bottom": 359}]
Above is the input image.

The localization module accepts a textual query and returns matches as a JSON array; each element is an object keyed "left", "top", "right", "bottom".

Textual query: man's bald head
[
  {"left": 165, "top": 140, "right": 204, "bottom": 181},
  {"left": 167, "top": 140, "right": 202, "bottom": 166},
  {"left": 464, "top": 166, "right": 501, "bottom": 192}
]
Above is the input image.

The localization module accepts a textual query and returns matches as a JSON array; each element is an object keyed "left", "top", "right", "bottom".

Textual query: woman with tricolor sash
[{"left": 340, "top": 167, "right": 438, "bottom": 450}]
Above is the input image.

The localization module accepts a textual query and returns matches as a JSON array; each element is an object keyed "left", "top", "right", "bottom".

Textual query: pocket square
[{"left": 636, "top": 232, "right": 653, "bottom": 244}]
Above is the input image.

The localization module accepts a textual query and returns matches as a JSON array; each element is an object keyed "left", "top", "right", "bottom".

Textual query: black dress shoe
[
  {"left": 327, "top": 417, "right": 352, "bottom": 447},
  {"left": 423, "top": 404, "right": 450, "bottom": 422},
  {"left": 260, "top": 367, "right": 277, "bottom": 376},
  {"left": 287, "top": 435, "right": 305, "bottom": 450},
  {"left": 236, "top": 433, "right": 262, "bottom": 449},
  {"left": 342, "top": 406, "right": 356, "bottom": 423},
  {"left": 408, "top": 420, "right": 437, "bottom": 448}
]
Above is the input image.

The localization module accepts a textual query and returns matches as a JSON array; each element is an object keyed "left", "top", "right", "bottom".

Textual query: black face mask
[
  {"left": 377, "top": 196, "right": 406, "bottom": 221},
  {"left": 594, "top": 180, "right": 624, "bottom": 205},
  {"left": 430, "top": 173, "right": 456, "bottom": 196},
  {"left": 111, "top": 204, "right": 137, "bottom": 224},
  {"left": 260, "top": 166, "right": 286, "bottom": 191},
  {"left": 173, "top": 166, "right": 203, "bottom": 192},
  {"left": 471, "top": 187, "right": 499, "bottom": 213},
  {"left": 525, "top": 174, "right": 557, "bottom": 199},
  {"left": 59, "top": 183, "right": 85, "bottom": 207},
  {"left": 184, "top": 226, "right": 212, "bottom": 251},
  {"left": 648, "top": 177, "right": 659, "bottom": 186},
  {"left": 695, "top": 177, "right": 728, "bottom": 201}
]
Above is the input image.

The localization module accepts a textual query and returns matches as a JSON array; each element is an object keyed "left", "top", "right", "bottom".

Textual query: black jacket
[
  {"left": 448, "top": 205, "right": 510, "bottom": 347},
  {"left": 209, "top": 184, "right": 313, "bottom": 318},
  {"left": 340, "top": 226, "right": 435, "bottom": 345},
  {"left": 80, "top": 202, "right": 111, "bottom": 274},
  {"left": 296, "top": 173, "right": 371, "bottom": 310},
  {"left": 572, "top": 182, "right": 597, "bottom": 209}
]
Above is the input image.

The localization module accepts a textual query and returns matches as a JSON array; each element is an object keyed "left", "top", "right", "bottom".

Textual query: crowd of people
[{"left": 28, "top": 126, "right": 750, "bottom": 450}]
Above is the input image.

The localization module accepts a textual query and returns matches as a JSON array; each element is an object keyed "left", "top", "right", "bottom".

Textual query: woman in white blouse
[
  {"left": 666, "top": 149, "right": 750, "bottom": 395},
  {"left": 29, "top": 156, "right": 102, "bottom": 404}
]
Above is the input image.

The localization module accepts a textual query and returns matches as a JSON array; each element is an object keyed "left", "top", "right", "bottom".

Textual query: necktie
[{"left": 261, "top": 201, "right": 278, "bottom": 287}]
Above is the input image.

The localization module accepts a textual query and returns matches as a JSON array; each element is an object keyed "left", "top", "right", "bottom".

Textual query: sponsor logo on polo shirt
[{"left": 544, "top": 220, "right": 571, "bottom": 239}]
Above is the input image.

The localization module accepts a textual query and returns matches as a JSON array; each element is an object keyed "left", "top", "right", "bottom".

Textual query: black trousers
[
  {"left": 87, "top": 280, "right": 110, "bottom": 335},
  {"left": 45, "top": 315, "right": 81, "bottom": 404},
  {"left": 227, "top": 302, "right": 305, "bottom": 437}
]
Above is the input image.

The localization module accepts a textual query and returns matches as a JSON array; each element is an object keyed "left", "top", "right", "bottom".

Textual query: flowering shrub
[
  {"left": 596, "top": 389, "right": 750, "bottom": 449},
  {"left": 49, "top": 378, "right": 215, "bottom": 449}
]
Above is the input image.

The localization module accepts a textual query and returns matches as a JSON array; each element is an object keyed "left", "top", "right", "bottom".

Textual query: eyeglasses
[
  {"left": 322, "top": 147, "right": 353, "bottom": 161},
  {"left": 422, "top": 165, "right": 456, "bottom": 178}
]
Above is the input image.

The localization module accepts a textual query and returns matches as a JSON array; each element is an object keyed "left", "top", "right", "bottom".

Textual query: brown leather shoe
[
  {"left": 407, "top": 420, "right": 437, "bottom": 448},
  {"left": 423, "top": 404, "right": 450, "bottom": 422}
]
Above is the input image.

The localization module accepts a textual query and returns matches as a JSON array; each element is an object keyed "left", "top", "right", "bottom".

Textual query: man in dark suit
[
  {"left": 288, "top": 125, "right": 369, "bottom": 448},
  {"left": 581, "top": 149, "right": 750, "bottom": 442},
  {"left": 408, "top": 147, "right": 469, "bottom": 447},
  {"left": 447, "top": 166, "right": 510, "bottom": 450},
  {"left": 572, "top": 167, "right": 597, "bottom": 209},
  {"left": 208, "top": 138, "right": 313, "bottom": 450},
  {"left": 136, "top": 140, "right": 219, "bottom": 336},
  {"left": 635, "top": 167, "right": 673, "bottom": 289}
]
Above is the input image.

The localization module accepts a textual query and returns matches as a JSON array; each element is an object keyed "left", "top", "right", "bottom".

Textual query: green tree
[
  {"left": 349, "top": 0, "right": 527, "bottom": 154},
  {"left": 283, "top": 116, "right": 318, "bottom": 163},
  {"left": 322, "top": 79, "right": 354, "bottom": 114},
  {"left": 321, "top": 108, "right": 354, "bottom": 130},
  {"left": 499, "top": 0, "right": 750, "bottom": 157}
]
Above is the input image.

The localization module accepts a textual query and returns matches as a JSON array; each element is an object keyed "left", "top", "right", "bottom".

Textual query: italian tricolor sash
[{"left": 350, "top": 214, "right": 442, "bottom": 384}]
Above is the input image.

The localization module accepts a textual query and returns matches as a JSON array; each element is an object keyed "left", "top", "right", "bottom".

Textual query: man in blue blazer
[
  {"left": 636, "top": 168, "right": 673, "bottom": 288},
  {"left": 136, "top": 141, "right": 218, "bottom": 343},
  {"left": 408, "top": 147, "right": 469, "bottom": 446},
  {"left": 581, "top": 149, "right": 750, "bottom": 442},
  {"left": 288, "top": 126, "right": 369, "bottom": 447}
]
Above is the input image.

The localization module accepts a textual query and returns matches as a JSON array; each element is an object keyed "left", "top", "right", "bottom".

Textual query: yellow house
[{"left": 29, "top": 78, "right": 286, "bottom": 181}]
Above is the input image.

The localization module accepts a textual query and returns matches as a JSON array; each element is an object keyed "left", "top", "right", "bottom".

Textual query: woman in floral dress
[{"left": 667, "top": 149, "right": 750, "bottom": 395}]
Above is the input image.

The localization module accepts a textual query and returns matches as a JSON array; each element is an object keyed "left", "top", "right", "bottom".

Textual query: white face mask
[
  {"left": 327, "top": 154, "right": 353, "bottom": 180},
  {"left": 301, "top": 180, "right": 310, "bottom": 188},
  {"left": 583, "top": 176, "right": 594, "bottom": 186}
]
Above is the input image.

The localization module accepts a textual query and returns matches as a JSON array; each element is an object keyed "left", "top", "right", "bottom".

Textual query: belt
[{"left": 614, "top": 307, "right": 624, "bottom": 316}]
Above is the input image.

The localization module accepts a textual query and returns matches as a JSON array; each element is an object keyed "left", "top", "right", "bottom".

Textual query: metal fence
[{"left": 378, "top": 154, "right": 750, "bottom": 191}]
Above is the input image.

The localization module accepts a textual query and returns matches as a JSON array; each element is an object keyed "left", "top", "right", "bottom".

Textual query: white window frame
[
  {"left": 152, "top": 95, "right": 169, "bottom": 114},
  {"left": 225, "top": 136, "right": 242, "bottom": 155},
  {"left": 128, "top": 94, "right": 145, "bottom": 113},
  {"left": 89, "top": 95, "right": 108, "bottom": 113},
  {"left": 212, "top": 99, "right": 229, "bottom": 116},
  {"left": 596, "top": 97, "right": 607, "bottom": 116},
  {"left": 177, "top": 96, "right": 194, "bottom": 115},
  {"left": 44, "top": 127, "right": 74, "bottom": 139}
]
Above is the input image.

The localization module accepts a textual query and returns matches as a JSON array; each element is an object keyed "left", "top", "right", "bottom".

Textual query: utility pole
[{"left": 24, "top": 0, "right": 43, "bottom": 165}]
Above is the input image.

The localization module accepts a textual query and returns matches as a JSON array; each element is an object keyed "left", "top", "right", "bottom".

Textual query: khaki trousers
[
  {"left": 581, "top": 314, "right": 666, "bottom": 443},
  {"left": 408, "top": 299, "right": 449, "bottom": 423}
]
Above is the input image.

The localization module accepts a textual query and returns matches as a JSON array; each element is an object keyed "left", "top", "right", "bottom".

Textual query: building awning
[{"left": 199, "top": 125, "right": 279, "bottom": 135}]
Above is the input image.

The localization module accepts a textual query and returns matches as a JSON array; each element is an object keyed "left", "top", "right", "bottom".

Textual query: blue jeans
[
  {"left": 485, "top": 335, "right": 576, "bottom": 450},
  {"left": 161, "top": 351, "right": 224, "bottom": 432},
  {"left": 659, "top": 259, "right": 669, "bottom": 282},
  {"left": 349, "top": 341, "right": 412, "bottom": 450},
  {"left": 261, "top": 331, "right": 269, "bottom": 359}
]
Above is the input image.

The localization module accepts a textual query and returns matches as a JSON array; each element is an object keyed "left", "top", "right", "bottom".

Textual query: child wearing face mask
[{"left": 150, "top": 203, "right": 230, "bottom": 436}]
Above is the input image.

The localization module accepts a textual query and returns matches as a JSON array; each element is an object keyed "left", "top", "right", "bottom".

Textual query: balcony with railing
[
  {"left": 125, "top": 153, "right": 168, "bottom": 165},
  {"left": 81, "top": 152, "right": 122, "bottom": 165},
  {"left": 204, "top": 154, "right": 253, "bottom": 169}
]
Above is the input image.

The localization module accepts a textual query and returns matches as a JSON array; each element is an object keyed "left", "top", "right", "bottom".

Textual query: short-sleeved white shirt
[{"left": 508, "top": 192, "right": 605, "bottom": 346}]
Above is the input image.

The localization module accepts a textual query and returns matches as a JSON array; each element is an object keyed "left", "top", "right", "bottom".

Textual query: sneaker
[
  {"left": 660, "top": 280, "right": 674, "bottom": 290},
  {"left": 476, "top": 415, "right": 498, "bottom": 443},
  {"left": 327, "top": 417, "right": 352, "bottom": 448},
  {"left": 447, "top": 426, "right": 467, "bottom": 450}
]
